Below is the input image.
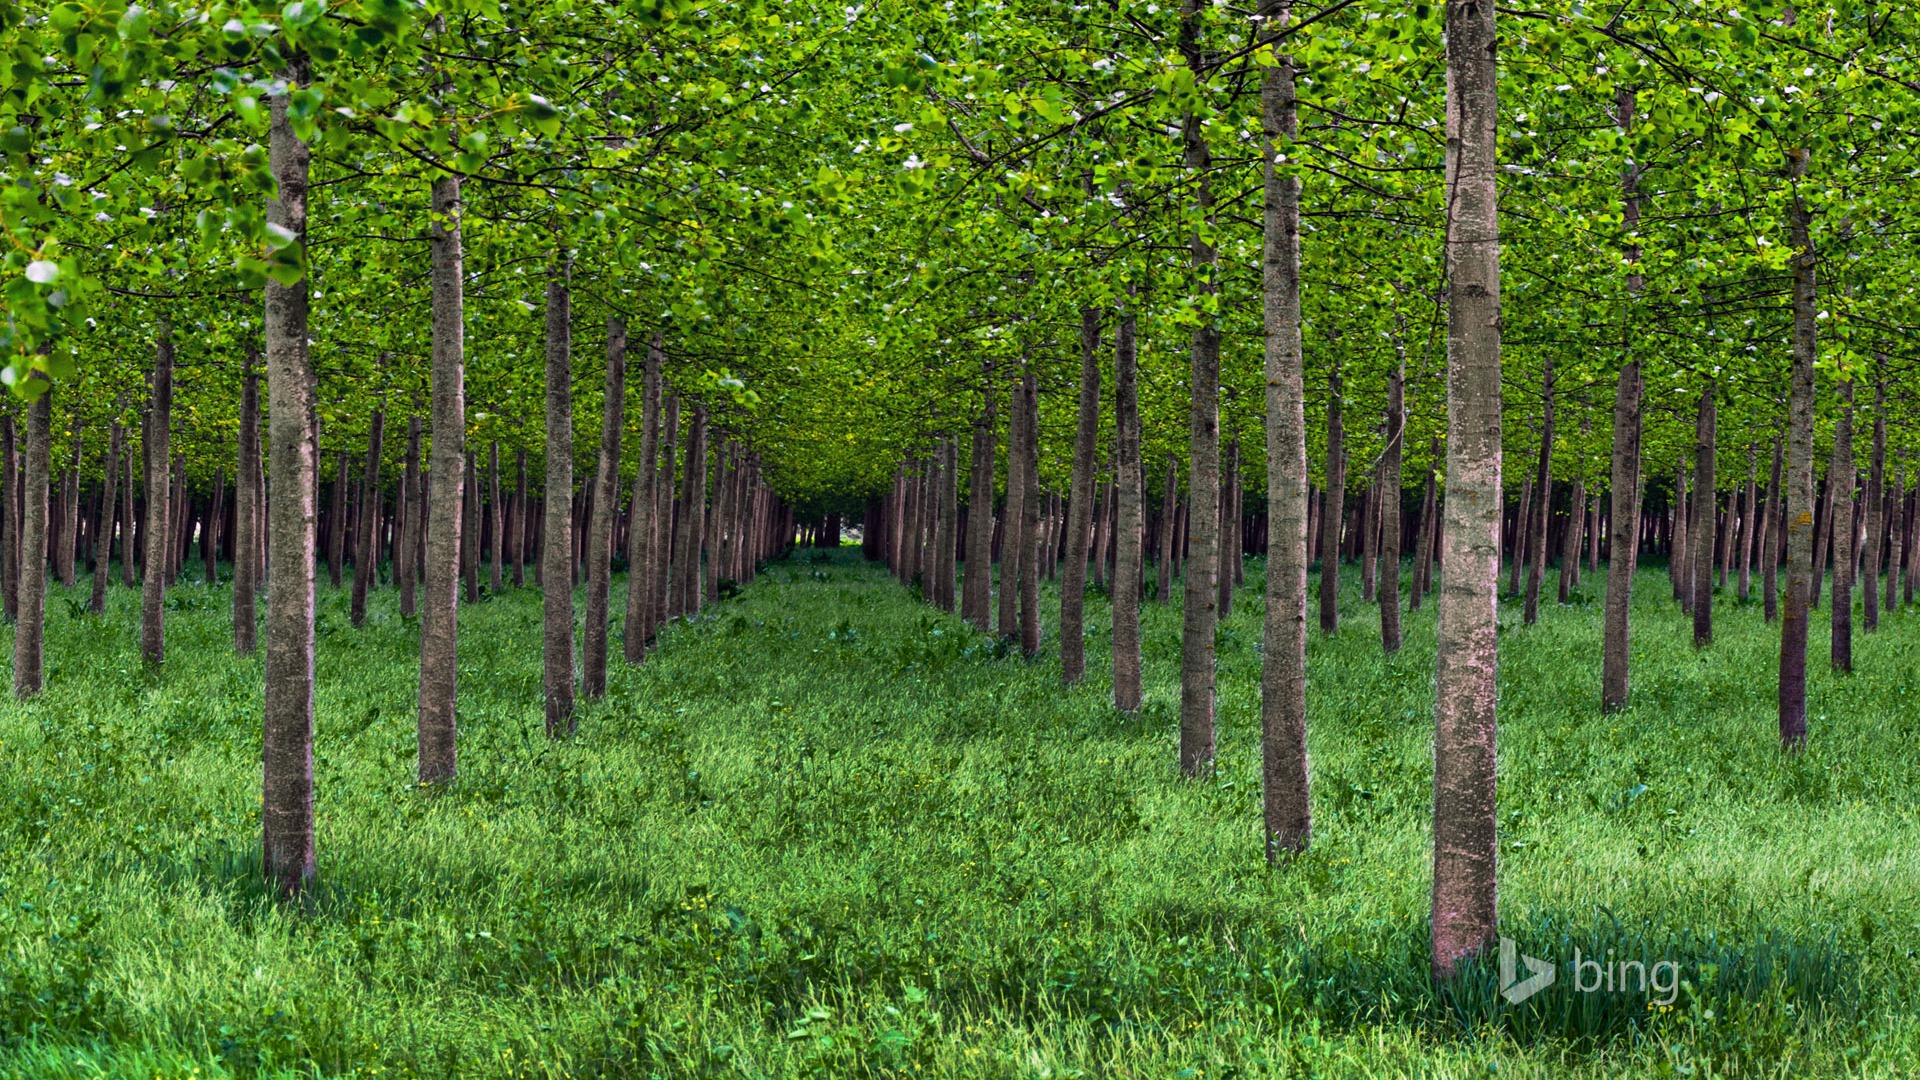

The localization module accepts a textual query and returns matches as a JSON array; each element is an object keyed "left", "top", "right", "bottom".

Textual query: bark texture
[
  {"left": 1112, "top": 307, "right": 1144, "bottom": 713},
  {"left": 1431, "top": 0, "right": 1503, "bottom": 979},
  {"left": 417, "top": 173, "right": 465, "bottom": 785},
  {"left": 350, "top": 409, "right": 384, "bottom": 627},
  {"left": 584, "top": 317, "right": 625, "bottom": 699},
  {"left": 624, "top": 333, "right": 663, "bottom": 663},
  {"left": 1763, "top": 437, "right": 1782, "bottom": 623},
  {"left": 141, "top": 331, "right": 174, "bottom": 664},
  {"left": 262, "top": 68, "right": 317, "bottom": 898},
  {"left": 999, "top": 381, "right": 1026, "bottom": 638},
  {"left": 1828, "top": 379, "right": 1855, "bottom": 673},
  {"left": 398, "top": 414, "right": 420, "bottom": 618},
  {"left": 1380, "top": 359, "right": 1404, "bottom": 653},
  {"left": 1692, "top": 385, "right": 1716, "bottom": 646},
  {"left": 962, "top": 377, "right": 997, "bottom": 632},
  {"left": 1261, "top": 6, "right": 1311, "bottom": 857},
  {"left": 1864, "top": 375, "right": 1885, "bottom": 631},
  {"left": 1019, "top": 376, "right": 1042, "bottom": 658},
  {"left": 1778, "top": 150, "right": 1817, "bottom": 750},
  {"left": 542, "top": 260, "right": 577, "bottom": 737},
  {"left": 91, "top": 420, "right": 122, "bottom": 616},
  {"left": 12, "top": 384, "right": 50, "bottom": 698}
]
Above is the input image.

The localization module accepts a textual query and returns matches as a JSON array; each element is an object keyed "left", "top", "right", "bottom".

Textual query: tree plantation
[{"left": 0, "top": 0, "right": 1915, "bottom": 1076}]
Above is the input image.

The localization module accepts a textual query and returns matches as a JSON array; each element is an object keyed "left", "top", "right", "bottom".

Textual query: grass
[{"left": 0, "top": 550, "right": 1912, "bottom": 1078}]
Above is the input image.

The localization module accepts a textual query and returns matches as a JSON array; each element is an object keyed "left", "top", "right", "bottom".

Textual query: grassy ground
[{"left": 0, "top": 551, "right": 1911, "bottom": 1078}]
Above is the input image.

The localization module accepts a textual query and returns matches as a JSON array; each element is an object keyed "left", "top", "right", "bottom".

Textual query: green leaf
[{"left": 117, "top": 5, "right": 151, "bottom": 41}]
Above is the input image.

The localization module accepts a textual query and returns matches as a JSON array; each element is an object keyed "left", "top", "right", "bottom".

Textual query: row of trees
[
  {"left": 3, "top": 0, "right": 1915, "bottom": 983},
  {"left": 4, "top": 305, "right": 791, "bottom": 898}
]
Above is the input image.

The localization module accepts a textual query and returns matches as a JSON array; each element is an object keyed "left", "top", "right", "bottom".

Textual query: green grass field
[{"left": 0, "top": 552, "right": 1912, "bottom": 1078}]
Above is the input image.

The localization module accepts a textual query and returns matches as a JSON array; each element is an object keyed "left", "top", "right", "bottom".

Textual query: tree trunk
[
  {"left": 651, "top": 395, "right": 679, "bottom": 634},
  {"left": 1829, "top": 378, "right": 1855, "bottom": 673},
  {"left": 1157, "top": 458, "right": 1177, "bottom": 605},
  {"left": 1864, "top": 373, "right": 1885, "bottom": 631},
  {"left": 1432, "top": 0, "right": 1502, "bottom": 978},
  {"left": 262, "top": 68, "right": 317, "bottom": 898},
  {"left": 91, "top": 421, "right": 123, "bottom": 616},
  {"left": 962, "top": 376, "right": 997, "bottom": 631},
  {"left": 351, "top": 409, "right": 384, "bottom": 626},
  {"left": 1220, "top": 441, "right": 1239, "bottom": 616},
  {"left": 1762, "top": 437, "right": 1782, "bottom": 622},
  {"left": 1113, "top": 307, "right": 1144, "bottom": 713},
  {"left": 710, "top": 443, "right": 733, "bottom": 595},
  {"left": 463, "top": 449, "right": 482, "bottom": 603},
  {"left": 475, "top": 440, "right": 493, "bottom": 593},
  {"left": 169, "top": 455, "right": 188, "bottom": 584},
  {"left": 508, "top": 448, "right": 527, "bottom": 588},
  {"left": 1739, "top": 446, "right": 1758, "bottom": 601},
  {"left": 936, "top": 438, "right": 960, "bottom": 611},
  {"left": 1359, "top": 480, "right": 1376, "bottom": 603},
  {"left": 206, "top": 468, "right": 226, "bottom": 586},
  {"left": 1060, "top": 308, "right": 1102, "bottom": 683},
  {"left": 584, "top": 317, "right": 625, "bottom": 698},
  {"left": 669, "top": 409, "right": 694, "bottom": 618},
  {"left": 60, "top": 428, "right": 81, "bottom": 587},
  {"left": 1019, "top": 374, "right": 1043, "bottom": 657},
  {"left": 1525, "top": 362, "right": 1554, "bottom": 628},
  {"left": 702, "top": 438, "right": 726, "bottom": 607},
  {"left": 141, "top": 331, "right": 174, "bottom": 664},
  {"left": 1692, "top": 385, "right": 1716, "bottom": 646},
  {"left": 1380, "top": 359, "right": 1404, "bottom": 653},
  {"left": 398, "top": 414, "right": 420, "bottom": 619},
  {"left": 624, "top": 333, "right": 663, "bottom": 662},
  {"left": 1778, "top": 151, "right": 1816, "bottom": 750},
  {"left": 325, "top": 447, "right": 347, "bottom": 590},
  {"left": 542, "top": 260, "right": 576, "bottom": 736},
  {"left": 417, "top": 172, "right": 465, "bottom": 785},
  {"left": 121, "top": 428, "right": 137, "bottom": 589},
  {"left": 1412, "top": 448, "right": 1437, "bottom": 611},
  {"left": 999, "top": 381, "right": 1026, "bottom": 638},
  {"left": 1318, "top": 363, "right": 1344, "bottom": 634},
  {"left": 1557, "top": 475, "right": 1583, "bottom": 605},
  {"left": 1262, "top": 11, "right": 1311, "bottom": 854},
  {"left": 1509, "top": 477, "right": 1530, "bottom": 599},
  {"left": 1887, "top": 461, "right": 1903, "bottom": 615},
  {"left": 1672, "top": 460, "right": 1690, "bottom": 607},
  {"left": 1173, "top": 0, "right": 1222, "bottom": 780},
  {"left": 680, "top": 406, "right": 708, "bottom": 617},
  {"left": 13, "top": 383, "right": 51, "bottom": 697},
  {"left": 1091, "top": 475, "right": 1110, "bottom": 591}
]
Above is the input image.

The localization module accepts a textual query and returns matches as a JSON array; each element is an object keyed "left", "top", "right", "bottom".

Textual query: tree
[
  {"left": 1261, "top": 0, "right": 1311, "bottom": 860},
  {"left": 141, "top": 330, "right": 173, "bottom": 664},
  {"left": 418, "top": 174, "right": 465, "bottom": 786},
  {"left": 542, "top": 259, "right": 576, "bottom": 737},
  {"left": 262, "top": 63, "right": 318, "bottom": 900},
  {"left": 583, "top": 317, "right": 626, "bottom": 699},
  {"left": 1431, "top": 0, "right": 1503, "bottom": 980},
  {"left": 12, "top": 381, "right": 51, "bottom": 699}
]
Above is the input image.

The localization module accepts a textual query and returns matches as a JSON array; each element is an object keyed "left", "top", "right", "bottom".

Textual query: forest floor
[{"left": 0, "top": 551, "right": 1913, "bottom": 1079}]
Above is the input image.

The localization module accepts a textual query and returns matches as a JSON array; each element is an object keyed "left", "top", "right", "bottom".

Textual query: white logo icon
[{"left": 1499, "top": 937, "right": 1556, "bottom": 1004}]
